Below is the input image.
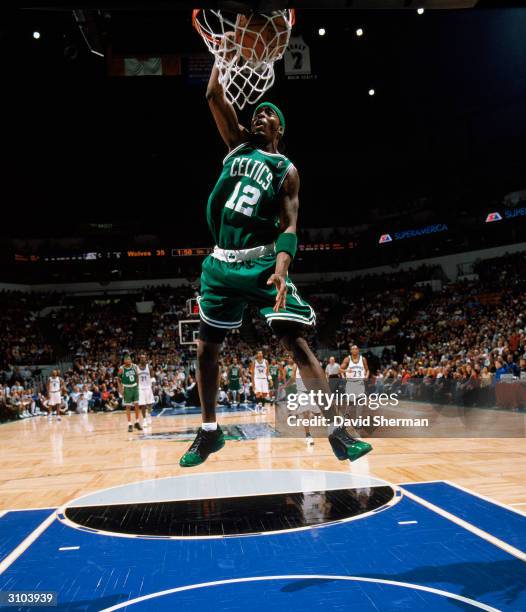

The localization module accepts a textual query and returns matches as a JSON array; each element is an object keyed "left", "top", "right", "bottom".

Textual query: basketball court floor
[{"left": 0, "top": 408, "right": 525, "bottom": 611}]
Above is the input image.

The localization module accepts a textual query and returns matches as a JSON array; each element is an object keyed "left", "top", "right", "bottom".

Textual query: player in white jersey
[
  {"left": 47, "top": 370, "right": 64, "bottom": 421},
  {"left": 340, "top": 345, "right": 369, "bottom": 403},
  {"left": 251, "top": 351, "right": 270, "bottom": 407},
  {"left": 137, "top": 354, "right": 155, "bottom": 427},
  {"left": 295, "top": 365, "right": 321, "bottom": 445}
]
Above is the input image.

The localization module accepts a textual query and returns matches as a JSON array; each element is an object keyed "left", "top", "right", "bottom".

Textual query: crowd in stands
[
  {"left": 0, "top": 291, "right": 55, "bottom": 365},
  {"left": 1, "top": 253, "right": 525, "bottom": 421}
]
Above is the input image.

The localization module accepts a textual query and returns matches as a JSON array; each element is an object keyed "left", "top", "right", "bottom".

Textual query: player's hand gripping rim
[{"left": 267, "top": 273, "right": 287, "bottom": 311}]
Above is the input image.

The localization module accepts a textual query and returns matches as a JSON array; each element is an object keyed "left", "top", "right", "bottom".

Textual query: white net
[{"left": 193, "top": 9, "right": 295, "bottom": 110}]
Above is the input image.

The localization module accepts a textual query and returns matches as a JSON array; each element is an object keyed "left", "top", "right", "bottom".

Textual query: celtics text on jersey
[{"left": 207, "top": 142, "right": 293, "bottom": 249}]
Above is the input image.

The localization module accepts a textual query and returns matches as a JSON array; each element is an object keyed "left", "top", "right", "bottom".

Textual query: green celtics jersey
[
  {"left": 120, "top": 365, "right": 138, "bottom": 387},
  {"left": 207, "top": 142, "right": 294, "bottom": 249},
  {"left": 269, "top": 365, "right": 280, "bottom": 379},
  {"left": 228, "top": 365, "right": 241, "bottom": 383},
  {"left": 284, "top": 365, "right": 294, "bottom": 382}
]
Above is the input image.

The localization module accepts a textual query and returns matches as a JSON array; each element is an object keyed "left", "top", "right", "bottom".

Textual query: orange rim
[
  {"left": 192, "top": 8, "right": 296, "bottom": 43},
  {"left": 192, "top": 9, "right": 214, "bottom": 43}
]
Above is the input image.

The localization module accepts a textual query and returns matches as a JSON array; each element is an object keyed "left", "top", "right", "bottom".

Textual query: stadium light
[
  {"left": 368, "top": 89, "right": 375, "bottom": 96},
  {"left": 33, "top": 31, "right": 41, "bottom": 39},
  {"left": 356, "top": 28, "right": 364, "bottom": 37},
  {"left": 318, "top": 28, "right": 326, "bottom": 36},
  {"left": 417, "top": 8, "right": 425, "bottom": 15}
]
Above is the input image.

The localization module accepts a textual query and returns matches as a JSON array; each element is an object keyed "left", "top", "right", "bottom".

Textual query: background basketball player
[
  {"left": 251, "top": 351, "right": 270, "bottom": 408},
  {"left": 117, "top": 354, "right": 143, "bottom": 434},
  {"left": 137, "top": 353, "right": 155, "bottom": 427},
  {"left": 269, "top": 358, "right": 281, "bottom": 402},
  {"left": 283, "top": 356, "right": 297, "bottom": 399},
  {"left": 227, "top": 357, "right": 242, "bottom": 405},
  {"left": 341, "top": 345, "right": 369, "bottom": 412},
  {"left": 47, "top": 369, "right": 64, "bottom": 421}
]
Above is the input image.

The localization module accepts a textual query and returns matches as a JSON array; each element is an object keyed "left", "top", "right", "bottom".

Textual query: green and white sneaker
[
  {"left": 179, "top": 426, "right": 225, "bottom": 468},
  {"left": 328, "top": 426, "right": 373, "bottom": 462}
]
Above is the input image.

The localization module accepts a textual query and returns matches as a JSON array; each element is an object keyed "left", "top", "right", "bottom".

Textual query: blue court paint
[
  {"left": 0, "top": 510, "right": 55, "bottom": 564},
  {"left": 402, "top": 481, "right": 526, "bottom": 552},
  {"left": 0, "top": 495, "right": 525, "bottom": 611},
  {"left": 118, "top": 576, "right": 498, "bottom": 611},
  {"left": 151, "top": 404, "right": 258, "bottom": 417}
]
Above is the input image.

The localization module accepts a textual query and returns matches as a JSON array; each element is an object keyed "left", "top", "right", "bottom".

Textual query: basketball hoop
[{"left": 192, "top": 9, "right": 295, "bottom": 110}]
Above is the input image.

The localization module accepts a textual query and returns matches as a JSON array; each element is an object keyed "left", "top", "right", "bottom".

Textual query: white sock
[{"left": 202, "top": 422, "right": 217, "bottom": 431}]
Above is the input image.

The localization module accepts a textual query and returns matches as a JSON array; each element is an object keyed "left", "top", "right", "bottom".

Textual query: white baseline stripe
[
  {"left": 398, "top": 520, "right": 418, "bottom": 525},
  {"left": 59, "top": 546, "right": 80, "bottom": 551},
  {"left": 0, "top": 511, "right": 56, "bottom": 574},
  {"left": 100, "top": 574, "right": 499, "bottom": 612},
  {"left": 401, "top": 487, "right": 526, "bottom": 562}
]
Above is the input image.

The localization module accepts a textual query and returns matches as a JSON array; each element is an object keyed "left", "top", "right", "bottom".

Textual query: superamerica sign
[
  {"left": 378, "top": 224, "right": 448, "bottom": 244},
  {"left": 486, "top": 208, "right": 526, "bottom": 222}
]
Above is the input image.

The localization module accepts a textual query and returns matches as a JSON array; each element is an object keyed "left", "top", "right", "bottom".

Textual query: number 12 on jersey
[{"left": 225, "top": 181, "right": 261, "bottom": 217}]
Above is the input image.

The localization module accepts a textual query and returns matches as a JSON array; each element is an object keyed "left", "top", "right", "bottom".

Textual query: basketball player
[
  {"left": 341, "top": 345, "right": 369, "bottom": 409},
  {"left": 47, "top": 370, "right": 64, "bottom": 421},
  {"left": 227, "top": 357, "right": 242, "bottom": 405},
  {"left": 117, "top": 354, "right": 143, "bottom": 434},
  {"left": 251, "top": 351, "right": 270, "bottom": 408},
  {"left": 179, "top": 62, "right": 372, "bottom": 467},
  {"left": 283, "top": 356, "right": 297, "bottom": 398},
  {"left": 269, "top": 358, "right": 281, "bottom": 402},
  {"left": 137, "top": 353, "right": 155, "bottom": 427}
]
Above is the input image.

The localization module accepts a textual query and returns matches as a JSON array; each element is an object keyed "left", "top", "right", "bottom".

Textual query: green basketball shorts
[
  {"left": 123, "top": 386, "right": 139, "bottom": 405},
  {"left": 198, "top": 254, "right": 316, "bottom": 330}
]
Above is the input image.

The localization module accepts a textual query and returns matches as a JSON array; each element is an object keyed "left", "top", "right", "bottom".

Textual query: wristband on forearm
[{"left": 275, "top": 232, "right": 297, "bottom": 259}]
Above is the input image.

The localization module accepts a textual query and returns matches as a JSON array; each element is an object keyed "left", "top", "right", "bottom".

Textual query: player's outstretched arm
[
  {"left": 206, "top": 63, "right": 250, "bottom": 149},
  {"left": 267, "top": 166, "right": 300, "bottom": 311}
]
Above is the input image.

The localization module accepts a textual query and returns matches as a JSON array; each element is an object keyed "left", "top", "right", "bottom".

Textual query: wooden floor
[{"left": 0, "top": 411, "right": 525, "bottom": 512}]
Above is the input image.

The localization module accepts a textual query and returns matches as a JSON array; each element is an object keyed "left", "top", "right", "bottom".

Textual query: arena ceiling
[
  {"left": 5, "top": 3, "right": 526, "bottom": 239},
  {"left": 16, "top": 1, "right": 519, "bottom": 9}
]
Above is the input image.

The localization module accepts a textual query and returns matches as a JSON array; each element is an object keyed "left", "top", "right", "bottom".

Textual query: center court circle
[{"left": 58, "top": 470, "right": 400, "bottom": 538}]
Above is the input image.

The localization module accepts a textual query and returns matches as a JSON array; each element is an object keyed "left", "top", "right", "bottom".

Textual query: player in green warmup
[
  {"left": 117, "top": 354, "right": 143, "bottom": 434},
  {"left": 179, "top": 62, "right": 372, "bottom": 467},
  {"left": 283, "top": 356, "right": 297, "bottom": 397},
  {"left": 227, "top": 357, "right": 242, "bottom": 405},
  {"left": 269, "top": 358, "right": 281, "bottom": 402}
]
